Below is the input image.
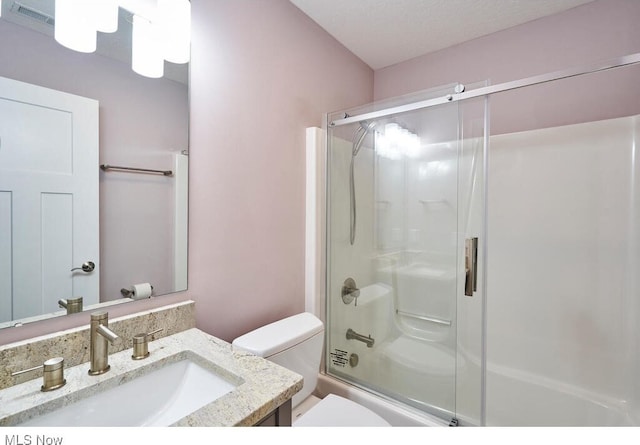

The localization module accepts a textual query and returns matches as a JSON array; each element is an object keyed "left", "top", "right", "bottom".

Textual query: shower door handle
[{"left": 465, "top": 238, "right": 478, "bottom": 297}]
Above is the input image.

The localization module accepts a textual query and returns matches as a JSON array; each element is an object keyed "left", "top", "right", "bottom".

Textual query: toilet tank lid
[{"left": 232, "top": 312, "right": 324, "bottom": 358}]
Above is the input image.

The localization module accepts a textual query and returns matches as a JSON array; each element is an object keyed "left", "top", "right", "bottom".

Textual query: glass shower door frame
[{"left": 324, "top": 87, "right": 487, "bottom": 425}]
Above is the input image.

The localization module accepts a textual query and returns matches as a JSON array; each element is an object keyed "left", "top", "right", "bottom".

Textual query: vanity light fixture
[
  {"left": 132, "top": 14, "right": 164, "bottom": 78},
  {"left": 94, "top": 0, "right": 120, "bottom": 33},
  {"left": 53, "top": 0, "right": 191, "bottom": 79},
  {"left": 54, "top": 0, "right": 98, "bottom": 53},
  {"left": 158, "top": 0, "right": 191, "bottom": 65}
]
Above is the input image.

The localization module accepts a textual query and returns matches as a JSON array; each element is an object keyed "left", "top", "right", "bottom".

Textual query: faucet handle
[
  {"left": 131, "top": 328, "right": 163, "bottom": 360},
  {"left": 58, "top": 297, "right": 83, "bottom": 314},
  {"left": 12, "top": 357, "right": 67, "bottom": 392}
]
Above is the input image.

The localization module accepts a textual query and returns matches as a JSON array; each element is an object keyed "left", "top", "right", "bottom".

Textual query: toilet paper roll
[{"left": 131, "top": 283, "right": 152, "bottom": 300}]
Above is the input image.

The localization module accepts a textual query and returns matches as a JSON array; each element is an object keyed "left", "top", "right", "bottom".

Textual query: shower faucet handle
[{"left": 341, "top": 278, "right": 360, "bottom": 306}]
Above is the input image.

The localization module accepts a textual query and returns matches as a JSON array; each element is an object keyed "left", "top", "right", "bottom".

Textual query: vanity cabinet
[{"left": 255, "top": 399, "right": 292, "bottom": 426}]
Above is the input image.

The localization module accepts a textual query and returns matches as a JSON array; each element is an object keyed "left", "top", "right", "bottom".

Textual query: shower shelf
[
  {"left": 396, "top": 309, "right": 451, "bottom": 326},
  {"left": 418, "top": 199, "right": 449, "bottom": 206}
]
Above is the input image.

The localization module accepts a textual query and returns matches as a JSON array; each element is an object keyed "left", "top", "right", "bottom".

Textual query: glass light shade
[
  {"left": 158, "top": 0, "right": 191, "bottom": 64},
  {"left": 405, "top": 133, "right": 421, "bottom": 158},
  {"left": 54, "top": 0, "right": 97, "bottom": 53},
  {"left": 385, "top": 123, "right": 401, "bottom": 141},
  {"left": 132, "top": 15, "right": 164, "bottom": 78},
  {"left": 93, "top": 0, "right": 119, "bottom": 33}
]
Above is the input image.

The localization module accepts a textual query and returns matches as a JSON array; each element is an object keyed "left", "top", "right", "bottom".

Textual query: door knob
[{"left": 71, "top": 261, "right": 95, "bottom": 273}]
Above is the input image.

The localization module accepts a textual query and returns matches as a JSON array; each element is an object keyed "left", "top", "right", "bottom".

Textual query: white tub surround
[{"left": 0, "top": 328, "right": 302, "bottom": 426}]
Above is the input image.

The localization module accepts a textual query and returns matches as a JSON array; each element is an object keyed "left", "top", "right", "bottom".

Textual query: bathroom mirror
[{"left": 0, "top": 0, "right": 189, "bottom": 329}]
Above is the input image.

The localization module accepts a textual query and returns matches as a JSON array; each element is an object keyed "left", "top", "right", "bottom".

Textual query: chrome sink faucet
[{"left": 88, "top": 311, "right": 120, "bottom": 375}]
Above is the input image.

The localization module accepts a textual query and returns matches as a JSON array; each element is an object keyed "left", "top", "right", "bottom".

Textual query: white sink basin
[{"left": 20, "top": 355, "right": 239, "bottom": 426}]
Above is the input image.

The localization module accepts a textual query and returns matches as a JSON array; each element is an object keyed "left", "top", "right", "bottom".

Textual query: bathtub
[
  {"left": 315, "top": 373, "right": 449, "bottom": 426},
  {"left": 485, "top": 365, "right": 635, "bottom": 426},
  {"left": 315, "top": 362, "right": 635, "bottom": 426}
]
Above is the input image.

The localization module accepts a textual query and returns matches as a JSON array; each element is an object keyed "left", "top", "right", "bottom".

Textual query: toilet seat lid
[{"left": 293, "top": 394, "right": 391, "bottom": 427}]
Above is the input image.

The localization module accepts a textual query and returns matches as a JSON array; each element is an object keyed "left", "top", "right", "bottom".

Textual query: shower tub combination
[{"left": 308, "top": 53, "right": 640, "bottom": 426}]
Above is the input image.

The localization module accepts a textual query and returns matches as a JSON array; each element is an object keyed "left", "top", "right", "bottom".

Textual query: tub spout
[{"left": 346, "top": 328, "right": 374, "bottom": 348}]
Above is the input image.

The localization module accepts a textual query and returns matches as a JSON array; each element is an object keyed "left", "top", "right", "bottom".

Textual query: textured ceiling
[{"left": 289, "top": 0, "right": 596, "bottom": 69}]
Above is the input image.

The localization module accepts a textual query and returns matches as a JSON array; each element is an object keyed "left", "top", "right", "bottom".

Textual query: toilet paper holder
[{"left": 121, "top": 284, "right": 154, "bottom": 298}]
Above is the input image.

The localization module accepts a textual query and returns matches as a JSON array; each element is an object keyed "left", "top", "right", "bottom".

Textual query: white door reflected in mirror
[{"left": 0, "top": 76, "right": 99, "bottom": 322}]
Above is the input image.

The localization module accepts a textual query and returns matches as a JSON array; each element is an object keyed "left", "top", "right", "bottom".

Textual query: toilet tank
[{"left": 232, "top": 312, "right": 324, "bottom": 408}]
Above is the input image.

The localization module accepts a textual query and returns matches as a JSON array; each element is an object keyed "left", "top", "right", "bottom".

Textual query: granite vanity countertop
[{"left": 0, "top": 328, "right": 303, "bottom": 426}]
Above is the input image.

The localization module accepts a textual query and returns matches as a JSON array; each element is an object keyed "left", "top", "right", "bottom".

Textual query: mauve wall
[
  {"left": 375, "top": 0, "right": 640, "bottom": 137},
  {"left": 187, "top": 0, "right": 372, "bottom": 341},
  {"left": 374, "top": 0, "right": 640, "bottom": 103},
  {"left": 0, "top": 0, "right": 372, "bottom": 345}
]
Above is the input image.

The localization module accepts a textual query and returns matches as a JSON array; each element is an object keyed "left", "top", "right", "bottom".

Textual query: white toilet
[{"left": 232, "top": 312, "right": 391, "bottom": 427}]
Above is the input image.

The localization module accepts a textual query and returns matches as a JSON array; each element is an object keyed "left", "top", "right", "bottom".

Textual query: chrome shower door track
[{"left": 329, "top": 52, "right": 640, "bottom": 127}]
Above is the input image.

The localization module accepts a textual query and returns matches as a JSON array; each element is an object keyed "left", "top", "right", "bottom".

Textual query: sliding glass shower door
[{"left": 325, "top": 86, "right": 486, "bottom": 424}]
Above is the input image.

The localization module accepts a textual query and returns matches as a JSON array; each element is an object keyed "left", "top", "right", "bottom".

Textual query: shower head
[{"left": 352, "top": 120, "right": 376, "bottom": 157}]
